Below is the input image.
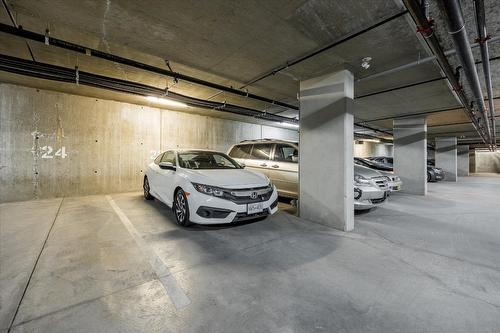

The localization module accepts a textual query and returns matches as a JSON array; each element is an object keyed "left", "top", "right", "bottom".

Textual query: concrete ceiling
[{"left": 0, "top": 0, "right": 498, "bottom": 146}]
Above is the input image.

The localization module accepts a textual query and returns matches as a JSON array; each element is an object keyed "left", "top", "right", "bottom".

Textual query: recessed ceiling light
[{"left": 145, "top": 96, "right": 188, "bottom": 108}]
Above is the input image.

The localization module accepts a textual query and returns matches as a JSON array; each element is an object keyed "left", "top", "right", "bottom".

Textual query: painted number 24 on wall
[{"left": 41, "top": 146, "right": 68, "bottom": 159}]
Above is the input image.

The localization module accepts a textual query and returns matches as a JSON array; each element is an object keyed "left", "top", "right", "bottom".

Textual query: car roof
[
  {"left": 164, "top": 148, "right": 226, "bottom": 154},
  {"left": 237, "top": 139, "right": 298, "bottom": 145}
]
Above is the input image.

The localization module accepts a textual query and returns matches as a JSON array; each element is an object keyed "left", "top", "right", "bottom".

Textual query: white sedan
[{"left": 144, "top": 149, "right": 279, "bottom": 226}]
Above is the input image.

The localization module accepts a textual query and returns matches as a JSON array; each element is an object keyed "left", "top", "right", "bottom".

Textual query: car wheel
[
  {"left": 143, "top": 176, "right": 154, "bottom": 200},
  {"left": 427, "top": 172, "right": 431, "bottom": 182},
  {"left": 174, "top": 189, "right": 191, "bottom": 226}
]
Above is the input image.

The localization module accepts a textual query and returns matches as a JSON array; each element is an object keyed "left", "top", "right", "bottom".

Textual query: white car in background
[
  {"left": 353, "top": 164, "right": 389, "bottom": 210},
  {"left": 144, "top": 149, "right": 278, "bottom": 226}
]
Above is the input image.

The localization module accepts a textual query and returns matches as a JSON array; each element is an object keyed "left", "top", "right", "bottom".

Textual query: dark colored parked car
[
  {"left": 368, "top": 156, "right": 444, "bottom": 182},
  {"left": 354, "top": 157, "right": 393, "bottom": 171}
]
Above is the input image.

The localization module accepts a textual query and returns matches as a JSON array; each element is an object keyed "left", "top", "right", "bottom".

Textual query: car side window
[
  {"left": 154, "top": 153, "right": 164, "bottom": 165},
  {"left": 161, "top": 151, "right": 176, "bottom": 165},
  {"left": 228, "top": 144, "right": 252, "bottom": 159},
  {"left": 274, "top": 144, "right": 298, "bottom": 163},
  {"left": 250, "top": 144, "right": 272, "bottom": 160}
]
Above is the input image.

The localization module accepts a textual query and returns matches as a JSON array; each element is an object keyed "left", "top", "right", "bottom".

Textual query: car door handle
[
  {"left": 260, "top": 163, "right": 268, "bottom": 167},
  {"left": 271, "top": 165, "right": 279, "bottom": 168}
]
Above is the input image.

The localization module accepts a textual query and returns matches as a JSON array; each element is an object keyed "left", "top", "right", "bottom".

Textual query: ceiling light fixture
[
  {"left": 361, "top": 57, "right": 372, "bottom": 70},
  {"left": 281, "top": 122, "right": 299, "bottom": 129},
  {"left": 145, "top": 96, "right": 188, "bottom": 108}
]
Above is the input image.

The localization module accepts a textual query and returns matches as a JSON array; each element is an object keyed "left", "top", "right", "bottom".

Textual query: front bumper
[
  {"left": 188, "top": 185, "right": 279, "bottom": 224},
  {"left": 388, "top": 179, "right": 402, "bottom": 192},
  {"left": 355, "top": 185, "right": 387, "bottom": 210}
]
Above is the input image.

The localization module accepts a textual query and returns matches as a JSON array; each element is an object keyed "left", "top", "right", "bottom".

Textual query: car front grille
[
  {"left": 233, "top": 210, "right": 269, "bottom": 222},
  {"left": 371, "top": 197, "right": 387, "bottom": 204},
  {"left": 371, "top": 176, "right": 389, "bottom": 191},
  {"left": 222, "top": 185, "right": 273, "bottom": 204}
]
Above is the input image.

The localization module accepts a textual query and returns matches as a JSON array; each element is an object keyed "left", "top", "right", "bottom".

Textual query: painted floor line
[{"left": 105, "top": 195, "right": 191, "bottom": 310}]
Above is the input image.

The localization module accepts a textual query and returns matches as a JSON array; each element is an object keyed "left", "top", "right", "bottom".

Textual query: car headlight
[
  {"left": 354, "top": 174, "right": 371, "bottom": 186},
  {"left": 192, "top": 183, "right": 224, "bottom": 197},
  {"left": 354, "top": 187, "right": 362, "bottom": 200},
  {"left": 392, "top": 176, "right": 400, "bottom": 182}
]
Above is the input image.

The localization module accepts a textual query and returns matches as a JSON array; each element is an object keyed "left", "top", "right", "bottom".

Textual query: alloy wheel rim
[{"left": 176, "top": 192, "right": 186, "bottom": 221}]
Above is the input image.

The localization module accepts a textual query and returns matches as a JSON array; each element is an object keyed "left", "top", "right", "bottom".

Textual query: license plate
[{"left": 247, "top": 202, "right": 263, "bottom": 214}]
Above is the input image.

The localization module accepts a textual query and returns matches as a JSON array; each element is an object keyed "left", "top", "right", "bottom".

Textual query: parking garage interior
[{"left": 1, "top": 0, "right": 500, "bottom": 332}]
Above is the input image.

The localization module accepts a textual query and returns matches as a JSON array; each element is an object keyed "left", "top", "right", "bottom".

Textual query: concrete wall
[
  {"left": 0, "top": 84, "right": 298, "bottom": 202},
  {"left": 353, "top": 141, "right": 393, "bottom": 158},
  {"left": 474, "top": 151, "right": 500, "bottom": 173}
]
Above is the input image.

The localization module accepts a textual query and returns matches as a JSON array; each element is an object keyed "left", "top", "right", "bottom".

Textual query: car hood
[
  {"left": 179, "top": 168, "right": 269, "bottom": 188},
  {"left": 376, "top": 170, "right": 395, "bottom": 176},
  {"left": 355, "top": 164, "right": 383, "bottom": 178}
]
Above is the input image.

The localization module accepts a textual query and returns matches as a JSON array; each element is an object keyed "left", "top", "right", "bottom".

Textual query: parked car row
[
  {"left": 228, "top": 139, "right": 400, "bottom": 212},
  {"left": 144, "top": 140, "right": 411, "bottom": 226},
  {"left": 367, "top": 156, "right": 445, "bottom": 182}
]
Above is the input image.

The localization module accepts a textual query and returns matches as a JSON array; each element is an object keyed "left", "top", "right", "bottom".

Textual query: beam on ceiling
[
  {"left": 355, "top": 76, "right": 445, "bottom": 99},
  {"left": 239, "top": 10, "right": 409, "bottom": 89},
  {"left": 0, "top": 23, "right": 298, "bottom": 111}
]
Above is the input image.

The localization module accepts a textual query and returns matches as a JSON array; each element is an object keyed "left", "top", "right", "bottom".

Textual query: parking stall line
[{"left": 106, "top": 195, "right": 191, "bottom": 310}]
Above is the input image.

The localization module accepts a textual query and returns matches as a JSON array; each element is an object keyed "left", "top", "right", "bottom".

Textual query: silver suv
[{"left": 228, "top": 139, "right": 388, "bottom": 210}]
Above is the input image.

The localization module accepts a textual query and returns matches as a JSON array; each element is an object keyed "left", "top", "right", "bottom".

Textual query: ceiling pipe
[
  {"left": 357, "top": 35, "right": 500, "bottom": 83},
  {"left": 0, "top": 23, "right": 298, "bottom": 112},
  {"left": 0, "top": 53, "right": 298, "bottom": 124},
  {"left": 473, "top": 0, "right": 497, "bottom": 150},
  {"left": 402, "top": 0, "right": 489, "bottom": 146},
  {"left": 437, "top": 0, "right": 492, "bottom": 149}
]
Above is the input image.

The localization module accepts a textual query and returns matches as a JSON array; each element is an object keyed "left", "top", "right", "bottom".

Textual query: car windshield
[{"left": 178, "top": 151, "right": 241, "bottom": 170}]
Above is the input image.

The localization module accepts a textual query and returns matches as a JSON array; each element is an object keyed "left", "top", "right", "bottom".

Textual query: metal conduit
[
  {"left": 0, "top": 53, "right": 298, "bottom": 124},
  {"left": 357, "top": 35, "right": 500, "bottom": 83},
  {"left": 0, "top": 23, "right": 298, "bottom": 111},
  {"left": 474, "top": 0, "right": 497, "bottom": 149},
  {"left": 438, "top": 0, "right": 492, "bottom": 148}
]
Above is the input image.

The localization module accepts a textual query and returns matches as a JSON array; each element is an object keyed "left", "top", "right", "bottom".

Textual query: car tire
[
  {"left": 427, "top": 172, "right": 431, "bottom": 182},
  {"left": 143, "top": 176, "right": 154, "bottom": 200},
  {"left": 173, "top": 188, "right": 192, "bottom": 227}
]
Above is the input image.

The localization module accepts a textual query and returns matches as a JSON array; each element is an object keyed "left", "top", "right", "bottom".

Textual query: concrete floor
[{"left": 1, "top": 176, "right": 500, "bottom": 332}]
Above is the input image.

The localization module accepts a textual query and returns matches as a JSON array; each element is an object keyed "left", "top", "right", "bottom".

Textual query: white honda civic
[{"left": 144, "top": 149, "right": 279, "bottom": 226}]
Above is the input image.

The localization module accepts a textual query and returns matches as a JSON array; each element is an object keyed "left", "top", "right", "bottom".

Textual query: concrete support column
[
  {"left": 299, "top": 70, "right": 354, "bottom": 231},
  {"left": 393, "top": 117, "right": 427, "bottom": 195},
  {"left": 435, "top": 137, "right": 458, "bottom": 182},
  {"left": 457, "top": 145, "right": 469, "bottom": 177}
]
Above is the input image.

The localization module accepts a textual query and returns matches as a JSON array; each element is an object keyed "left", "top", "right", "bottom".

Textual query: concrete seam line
[
  {"left": 105, "top": 195, "right": 191, "bottom": 310},
  {"left": 7, "top": 197, "right": 64, "bottom": 333}
]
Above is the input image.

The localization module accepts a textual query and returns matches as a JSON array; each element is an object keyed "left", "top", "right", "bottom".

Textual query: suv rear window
[
  {"left": 274, "top": 144, "right": 298, "bottom": 162},
  {"left": 228, "top": 144, "right": 252, "bottom": 159}
]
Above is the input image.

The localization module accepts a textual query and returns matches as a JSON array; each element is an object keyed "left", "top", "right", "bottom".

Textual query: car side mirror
[
  {"left": 292, "top": 155, "right": 298, "bottom": 163},
  {"left": 159, "top": 162, "right": 176, "bottom": 171}
]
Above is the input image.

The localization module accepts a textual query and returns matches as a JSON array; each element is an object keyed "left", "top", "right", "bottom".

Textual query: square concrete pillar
[
  {"left": 457, "top": 145, "right": 469, "bottom": 177},
  {"left": 299, "top": 70, "right": 354, "bottom": 231},
  {"left": 435, "top": 137, "right": 457, "bottom": 182},
  {"left": 393, "top": 117, "right": 427, "bottom": 195}
]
